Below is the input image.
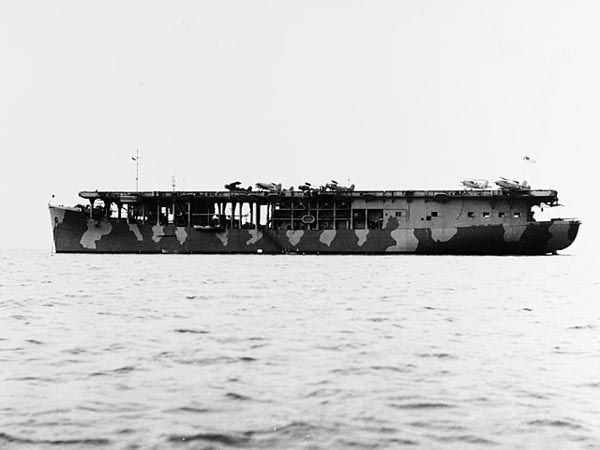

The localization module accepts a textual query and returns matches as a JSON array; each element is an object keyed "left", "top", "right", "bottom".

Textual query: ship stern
[{"left": 545, "top": 219, "right": 581, "bottom": 254}]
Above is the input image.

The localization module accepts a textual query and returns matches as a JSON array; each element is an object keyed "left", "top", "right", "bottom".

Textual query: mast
[{"left": 131, "top": 148, "right": 140, "bottom": 191}]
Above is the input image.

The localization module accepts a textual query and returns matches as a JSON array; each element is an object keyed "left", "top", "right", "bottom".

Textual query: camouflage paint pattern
[{"left": 49, "top": 206, "right": 580, "bottom": 255}]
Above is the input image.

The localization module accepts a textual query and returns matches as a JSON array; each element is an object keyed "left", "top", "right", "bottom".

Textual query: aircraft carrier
[{"left": 49, "top": 179, "right": 580, "bottom": 255}]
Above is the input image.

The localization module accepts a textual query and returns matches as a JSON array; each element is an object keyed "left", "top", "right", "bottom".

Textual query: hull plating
[{"left": 50, "top": 207, "right": 580, "bottom": 255}]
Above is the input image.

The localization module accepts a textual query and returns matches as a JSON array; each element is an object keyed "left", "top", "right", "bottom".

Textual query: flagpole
[{"left": 522, "top": 155, "right": 535, "bottom": 185}]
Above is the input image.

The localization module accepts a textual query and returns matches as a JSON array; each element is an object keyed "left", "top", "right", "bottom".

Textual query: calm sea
[{"left": 0, "top": 250, "right": 598, "bottom": 449}]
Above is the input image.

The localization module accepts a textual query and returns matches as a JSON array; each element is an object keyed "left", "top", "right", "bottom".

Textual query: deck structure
[{"left": 49, "top": 188, "right": 580, "bottom": 254}]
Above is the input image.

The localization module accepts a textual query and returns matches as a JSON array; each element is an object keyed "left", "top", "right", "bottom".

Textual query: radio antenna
[{"left": 131, "top": 148, "right": 140, "bottom": 191}]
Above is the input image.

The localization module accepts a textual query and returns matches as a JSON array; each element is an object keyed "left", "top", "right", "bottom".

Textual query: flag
[{"left": 523, "top": 155, "right": 536, "bottom": 163}]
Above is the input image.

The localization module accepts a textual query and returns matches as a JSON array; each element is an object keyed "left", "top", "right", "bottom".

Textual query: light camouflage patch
[
  {"left": 319, "top": 230, "right": 336, "bottom": 247},
  {"left": 216, "top": 230, "right": 229, "bottom": 246},
  {"left": 355, "top": 230, "right": 369, "bottom": 246},
  {"left": 128, "top": 224, "right": 143, "bottom": 241},
  {"left": 350, "top": 199, "right": 368, "bottom": 209},
  {"left": 49, "top": 207, "right": 67, "bottom": 227},
  {"left": 152, "top": 225, "right": 164, "bottom": 243},
  {"left": 431, "top": 227, "right": 458, "bottom": 243},
  {"left": 175, "top": 227, "right": 188, "bottom": 245},
  {"left": 503, "top": 224, "right": 526, "bottom": 243},
  {"left": 386, "top": 229, "right": 419, "bottom": 252},
  {"left": 246, "top": 230, "right": 263, "bottom": 246},
  {"left": 80, "top": 219, "right": 112, "bottom": 249},
  {"left": 286, "top": 230, "right": 304, "bottom": 247},
  {"left": 383, "top": 214, "right": 391, "bottom": 230}
]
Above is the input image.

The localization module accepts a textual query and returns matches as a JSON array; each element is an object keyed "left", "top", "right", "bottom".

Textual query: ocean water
[{"left": 0, "top": 250, "right": 598, "bottom": 450}]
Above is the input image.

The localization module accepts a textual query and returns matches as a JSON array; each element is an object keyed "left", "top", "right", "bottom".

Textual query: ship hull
[{"left": 50, "top": 206, "right": 580, "bottom": 255}]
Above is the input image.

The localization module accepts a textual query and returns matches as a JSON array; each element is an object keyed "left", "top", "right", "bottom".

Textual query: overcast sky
[{"left": 1, "top": 1, "right": 597, "bottom": 251}]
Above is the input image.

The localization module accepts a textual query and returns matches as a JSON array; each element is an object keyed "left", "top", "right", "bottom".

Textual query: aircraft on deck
[
  {"left": 224, "top": 181, "right": 252, "bottom": 192},
  {"left": 324, "top": 180, "right": 355, "bottom": 192},
  {"left": 461, "top": 178, "right": 490, "bottom": 190},
  {"left": 495, "top": 177, "right": 531, "bottom": 192},
  {"left": 298, "top": 182, "right": 317, "bottom": 192},
  {"left": 255, "top": 182, "right": 283, "bottom": 193}
]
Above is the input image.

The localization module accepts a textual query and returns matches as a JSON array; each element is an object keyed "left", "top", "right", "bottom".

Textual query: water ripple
[
  {"left": 1, "top": 250, "right": 598, "bottom": 450},
  {"left": 168, "top": 431, "right": 252, "bottom": 446},
  {"left": 391, "top": 402, "right": 457, "bottom": 410},
  {"left": 174, "top": 328, "right": 209, "bottom": 334},
  {"left": 527, "top": 419, "right": 585, "bottom": 430},
  {"left": 0, "top": 432, "right": 110, "bottom": 446}
]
